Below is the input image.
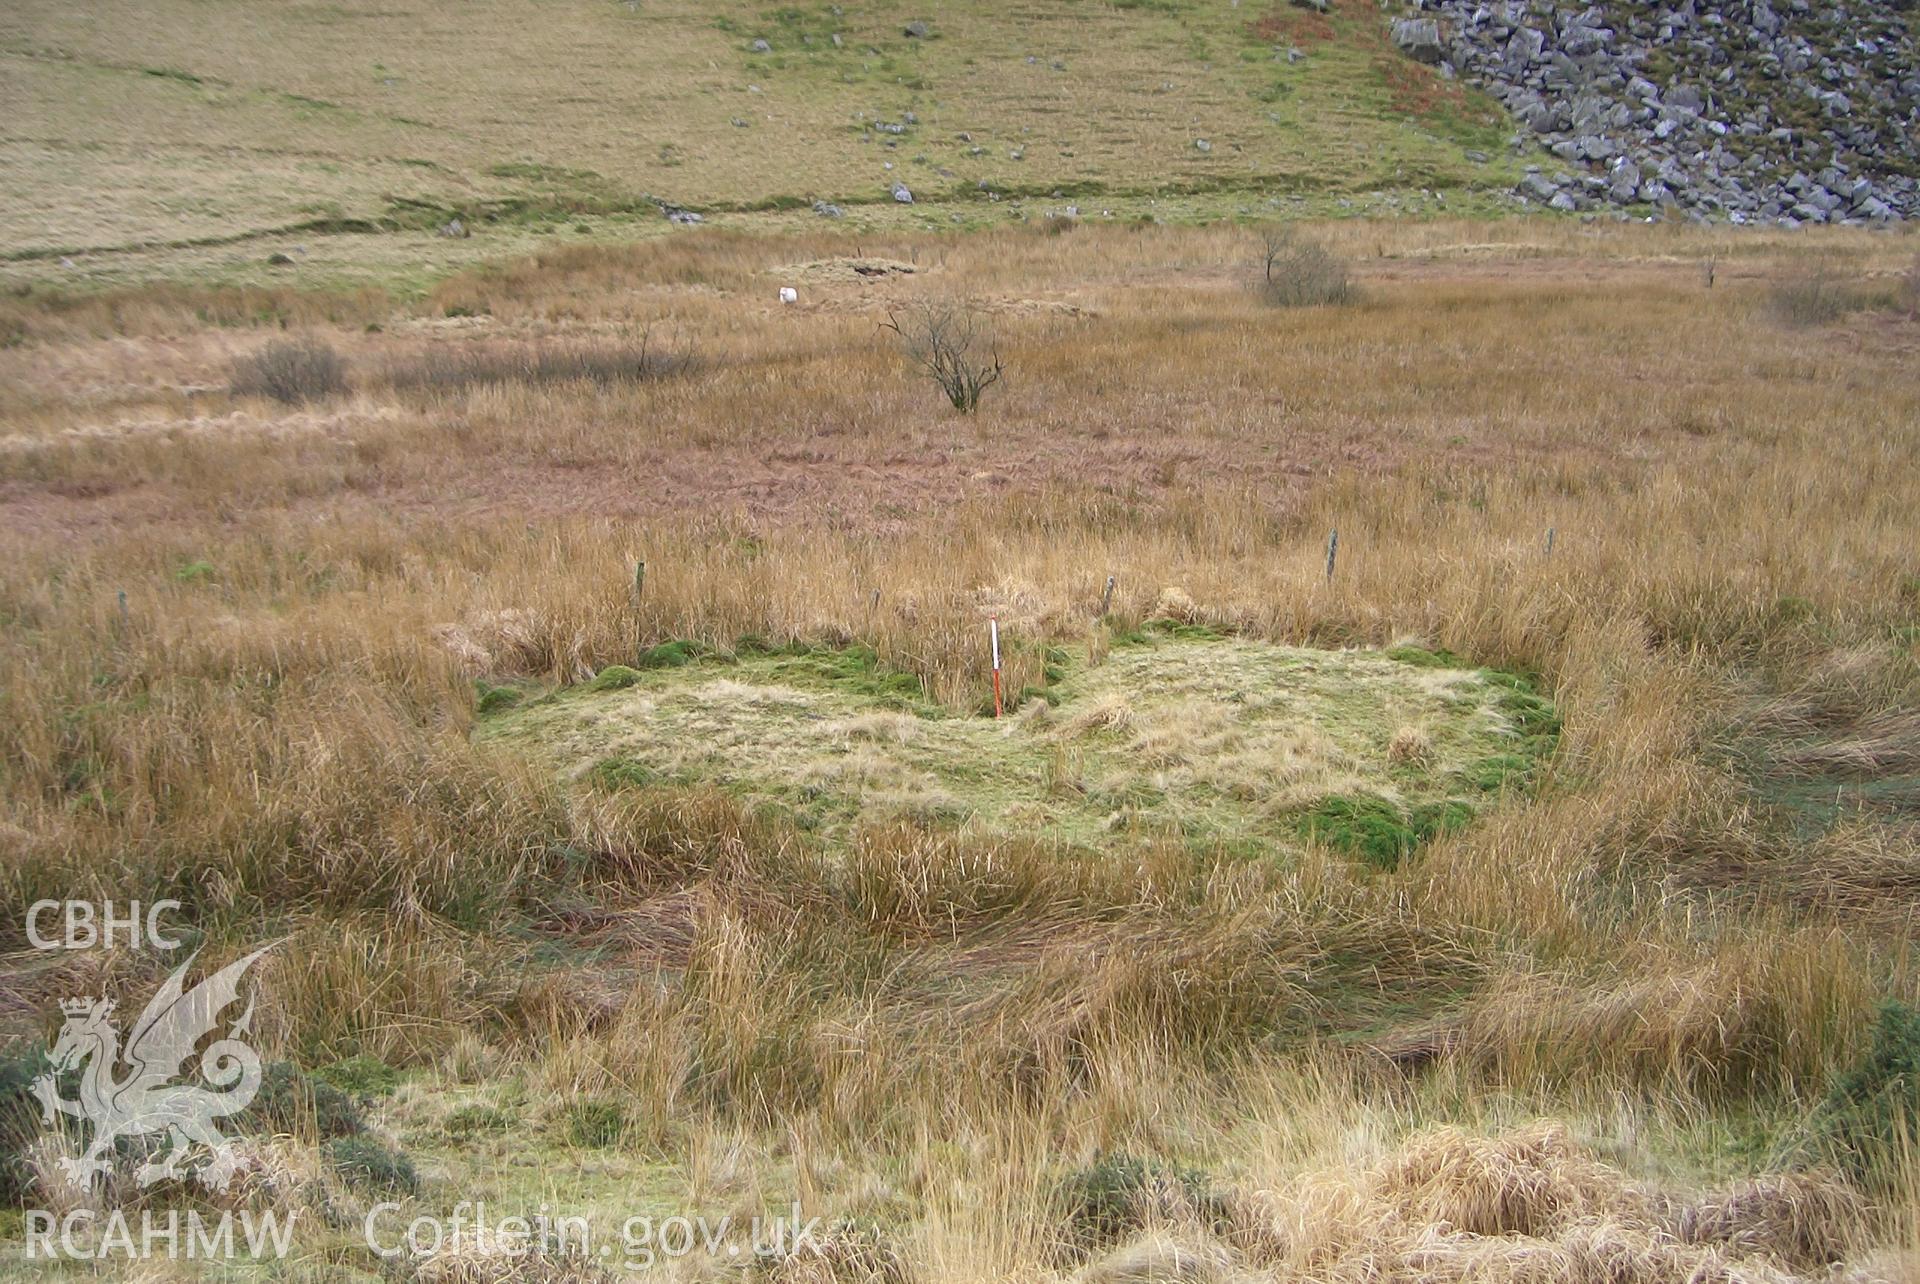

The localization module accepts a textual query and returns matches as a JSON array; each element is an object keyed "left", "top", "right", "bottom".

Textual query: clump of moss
[
  {"left": 1386, "top": 644, "right": 1466, "bottom": 668},
  {"left": 1056, "top": 1153, "right": 1222, "bottom": 1251},
  {"left": 638, "top": 640, "right": 711, "bottom": 669},
  {"left": 1298, "top": 793, "right": 1420, "bottom": 869},
  {"left": 764, "top": 643, "right": 930, "bottom": 710},
  {"left": 246, "top": 1061, "right": 363, "bottom": 1139},
  {"left": 591, "top": 757, "right": 664, "bottom": 790},
  {"left": 1815, "top": 1000, "right": 1920, "bottom": 1186},
  {"left": 325, "top": 1135, "right": 418, "bottom": 1194},
  {"left": 1485, "top": 670, "right": 1560, "bottom": 744},
  {"left": 475, "top": 679, "right": 524, "bottom": 713},
  {"left": 1114, "top": 619, "right": 1224, "bottom": 646},
  {"left": 591, "top": 664, "right": 645, "bottom": 690},
  {"left": 564, "top": 1097, "right": 625, "bottom": 1148},
  {"left": 1467, "top": 752, "right": 1536, "bottom": 792},
  {"left": 312, "top": 1054, "right": 402, "bottom": 1098},
  {"left": 1409, "top": 799, "right": 1475, "bottom": 841},
  {"left": 1299, "top": 793, "right": 1475, "bottom": 870},
  {"left": 443, "top": 1102, "right": 516, "bottom": 1142}
]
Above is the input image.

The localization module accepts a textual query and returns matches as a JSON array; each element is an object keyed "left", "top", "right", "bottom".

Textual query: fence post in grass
[
  {"left": 632, "top": 560, "right": 646, "bottom": 662},
  {"left": 1545, "top": 527, "right": 1556, "bottom": 557},
  {"left": 1325, "top": 529, "right": 1338, "bottom": 583},
  {"left": 990, "top": 614, "right": 1003, "bottom": 719},
  {"left": 117, "top": 589, "right": 128, "bottom": 634},
  {"left": 1098, "top": 575, "right": 1116, "bottom": 619}
]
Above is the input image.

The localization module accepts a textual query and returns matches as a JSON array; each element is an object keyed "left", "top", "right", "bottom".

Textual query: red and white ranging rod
[{"left": 989, "top": 614, "right": 1003, "bottom": 718}]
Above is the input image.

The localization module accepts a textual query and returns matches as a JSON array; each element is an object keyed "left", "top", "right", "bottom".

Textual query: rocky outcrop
[{"left": 1405, "top": 0, "right": 1919, "bottom": 223}]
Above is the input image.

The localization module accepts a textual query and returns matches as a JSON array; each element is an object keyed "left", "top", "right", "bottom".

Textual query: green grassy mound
[{"left": 483, "top": 633, "right": 1556, "bottom": 866}]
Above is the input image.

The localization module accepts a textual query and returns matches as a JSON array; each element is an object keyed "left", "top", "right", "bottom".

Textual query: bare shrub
[
  {"left": 229, "top": 338, "right": 349, "bottom": 404},
  {"left": 883, "top": 299, "right": 1006, "bottom": 413},
  {"left": 383, "top": 331, "right": 692, "bottom": 394},
  {"left": 1255, "top": 227, "right": 1355, "bottom": 308}
]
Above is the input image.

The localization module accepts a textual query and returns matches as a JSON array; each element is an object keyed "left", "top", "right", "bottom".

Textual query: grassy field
[
  {"left": 1, "top": 215, "right": 1919, "bottom": 1279},
  {"left": 0, "top": 0, "right": 1519, "bottom": 290}
]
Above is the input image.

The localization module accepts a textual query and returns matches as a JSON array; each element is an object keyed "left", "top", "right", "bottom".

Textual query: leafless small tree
[
  {"left": 1255, "top": 226, "right": 1354, "bottom": 308},
  {"left": 230, "top": 338, "right": 348, "bottom": 405},
  {"left": 883, "top": 299, "right": 1006, "bottom": 413}
]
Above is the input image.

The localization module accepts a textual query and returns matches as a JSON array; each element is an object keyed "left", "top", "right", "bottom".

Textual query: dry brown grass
[
  {"left": 1, "top": 220, "right": 1918, "bottom": 1275},
  {"left": 1057, "top": 1122, "right": 1875, "bottom": 1284}
]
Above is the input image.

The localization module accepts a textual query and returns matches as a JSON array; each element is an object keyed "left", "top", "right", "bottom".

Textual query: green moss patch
[{"left": 483, "top": 636, "right": 1556, "bottom": 863}]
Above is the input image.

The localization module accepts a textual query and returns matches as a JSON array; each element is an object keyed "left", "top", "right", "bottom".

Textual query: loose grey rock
[
  {"left": 437, "top": 218, "right": 468, "bottom": 239},
  {"left": 665, "top": 208, "right": 703, "bottom": 225},
  {"left": 812, "top": 200, "right": 845, "bottom": 218},
  {"left": 1393, "top": 0, "right": 1917, "bottom": 224},
  {"left": 891, "top": 183, "right": 914, "bottom": 204},
  {"left": 1518, "top": 172, "right": 1560, "bottom": 202},
  {"left": 1391, "top": 17, "right": 1445, "bottom": 64},
  {"left": 903, "top": 20, "right": 929, "bottom": 38},
  {"left": 1193, "top": 138, "right": 1212, "bottom": 153},
  {"left": 749, "top": 38, "right": 770, "bottom": 53}
]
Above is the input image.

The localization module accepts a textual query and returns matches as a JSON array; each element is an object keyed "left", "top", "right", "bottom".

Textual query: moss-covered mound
[{"left": 482, "top": 632, "right": 1556, "bottom": 866}]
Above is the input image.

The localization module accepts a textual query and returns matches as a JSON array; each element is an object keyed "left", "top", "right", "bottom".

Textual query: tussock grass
[
  {"left": 380, "top": 332, "right": 694, "bottom": 397},
  {"left": 1064, "top": 1123, "right": 1869, "bottom": 1284}
]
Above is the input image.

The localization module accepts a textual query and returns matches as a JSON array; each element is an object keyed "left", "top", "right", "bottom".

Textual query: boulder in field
[{"left": 1391, "top": 18, "right": 1445, "bottom": 64}]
